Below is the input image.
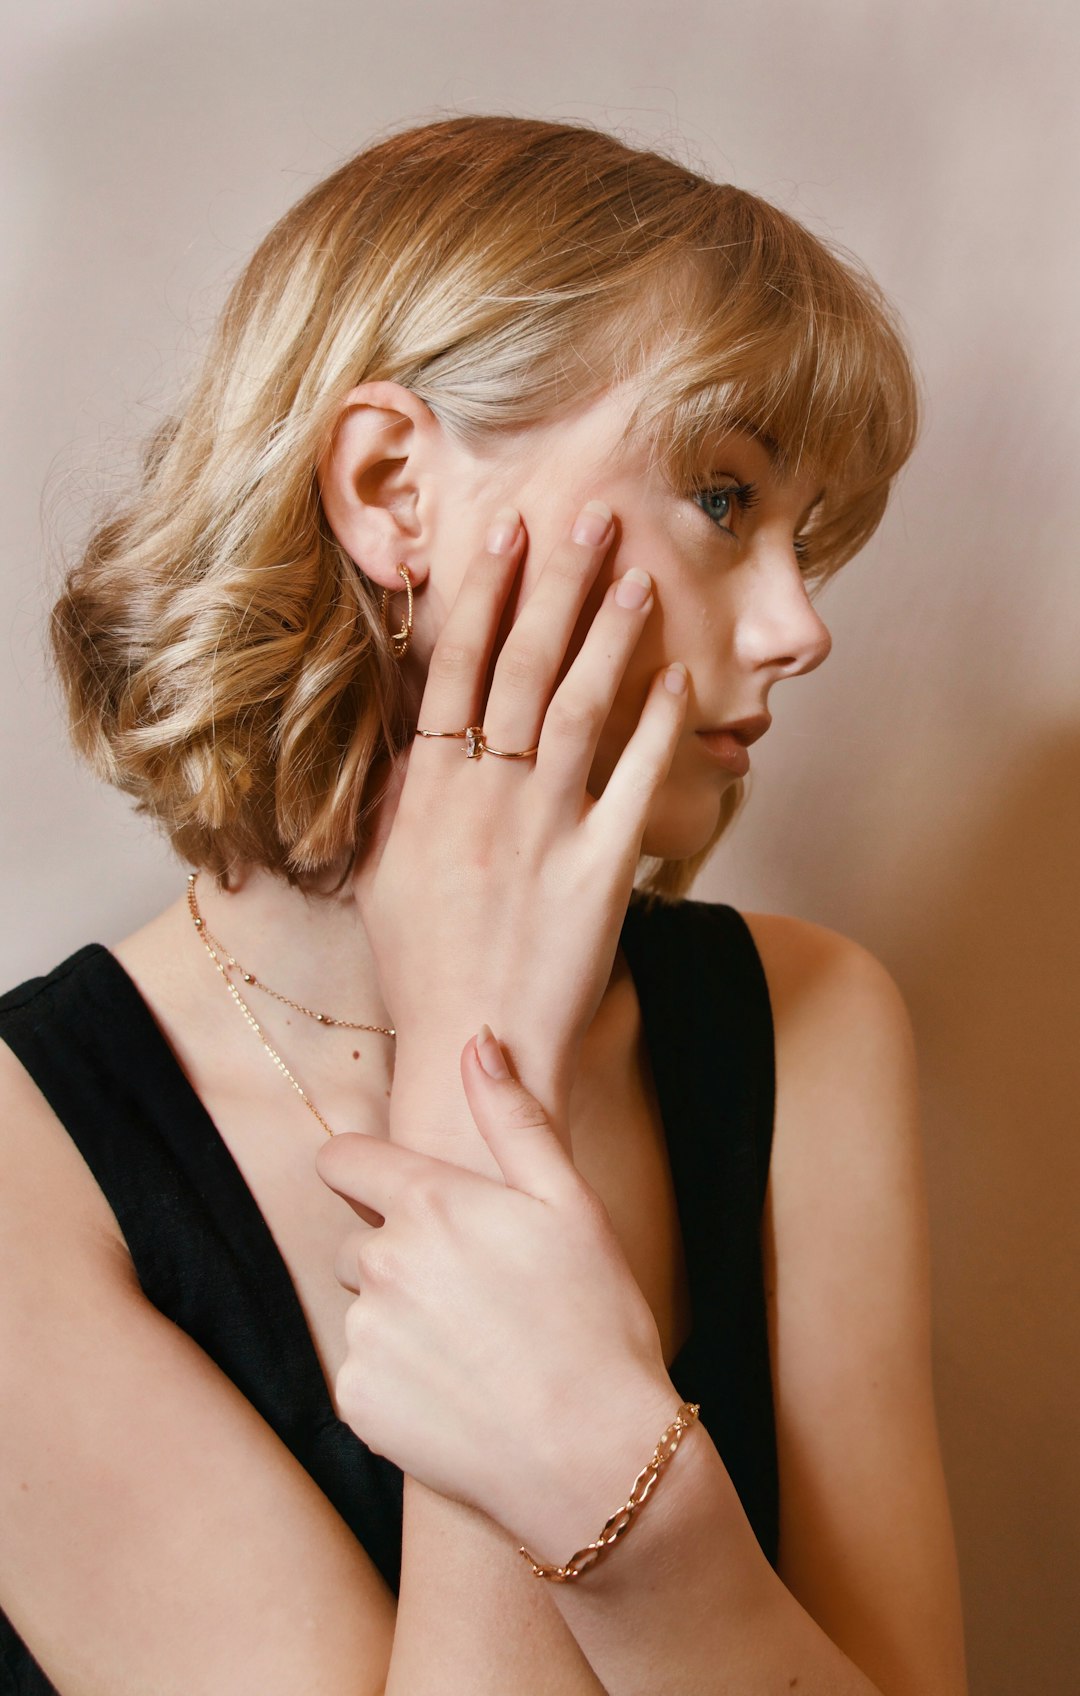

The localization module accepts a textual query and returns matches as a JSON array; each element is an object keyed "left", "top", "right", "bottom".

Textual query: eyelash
[
  {"left": 693, "top": 480, "right": 813, "bottom": 569},
  {"left": 694, "top": 480, "right": 760, "bottom": 526}
]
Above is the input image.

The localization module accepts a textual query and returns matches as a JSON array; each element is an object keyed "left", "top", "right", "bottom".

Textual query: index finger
[
  {"left": 412, "top": 509, "right": 524, "bottom": 744},
  {"left": 315, "top": 1130, "right": 431, "bottom": 1220}
]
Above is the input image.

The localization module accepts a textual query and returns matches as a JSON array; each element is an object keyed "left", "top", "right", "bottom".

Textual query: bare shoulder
[
  {"left": 730, "top": 913, "right": 969, "bottom": 1695},
  {"left": 740, "top": 907, "right": 911, "bottom": 1035},
  {"left": 0, "top": 1031, "right": 132, "bottom": 1251},
  {"left": 739, "top": 908, "right": 921, "bottom": 1170}
]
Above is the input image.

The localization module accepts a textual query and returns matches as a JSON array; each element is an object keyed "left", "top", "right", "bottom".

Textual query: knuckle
[
  {"left": 547, "top": 546, "right": 592, "bottom": 585},
  {"left": 429, "top": 638, "right": 479, "bottom": 682},
  {"left": 573, "top": 1179, "right": 616, "bottom": 1239},
  {"left": 496, "top": 641, "right": 546, "bottom": 691},
  {"left": 356, "top": 1230, "right": 400, "bottom": 1285},
  {"left": 405, "top": 1173, "right": 448, "bottom": 1222},
  {"left": 504, "top": 1092, "right": 551, "bottom": 1132},
  {"left": 545, "top": 690, "right": 601, "bottom": 738},
  {"left": 334, "top": 1356, "right": 369, "bottom": 1430}
]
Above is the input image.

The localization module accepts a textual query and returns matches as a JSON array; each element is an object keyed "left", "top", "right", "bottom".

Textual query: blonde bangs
[{"left": 624, "top": 198, "right": 920, "bottom": 591}]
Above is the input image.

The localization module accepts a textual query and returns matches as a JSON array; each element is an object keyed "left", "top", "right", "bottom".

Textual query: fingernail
[
  {"left": 614, "top": 567, "right": 652, "bottom": 610},
  {"left": 571, "top": 500, "right": 613, "bottom": 547},
  {"left": 476, "top": 1023, "right": 509, "bottom": 1078},
  {"left": 664, "top": 661, "right": 688, "bottom": 696},
  {"left": 486, "top": 508, "right": 520, "bottom": 555}
]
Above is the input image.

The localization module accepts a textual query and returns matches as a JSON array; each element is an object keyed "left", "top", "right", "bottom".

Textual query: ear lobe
[{"left": 316, "top": 382, "right": 437, "bottom": 590}]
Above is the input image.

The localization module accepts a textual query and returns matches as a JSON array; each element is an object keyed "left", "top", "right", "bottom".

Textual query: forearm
[
  {"left": 517, "top": 1417, "right": 885, "bottom": 1696},
  {"left": 383, "top": 1480, "right": 607, "bottom": 1696},
  {"left": 382, "top": 1058, "right": 606, "bottom": 1694}
]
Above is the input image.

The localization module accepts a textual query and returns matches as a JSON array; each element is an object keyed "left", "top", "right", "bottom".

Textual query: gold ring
[{"left": 415, "top": 725, "right": 539, "bottom": 760}]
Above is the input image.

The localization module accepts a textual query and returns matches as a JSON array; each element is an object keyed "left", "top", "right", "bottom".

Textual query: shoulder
[
  {"left": 740, "top": 908, "right": 919, "bottom": 1144},
  {"left": 633, "top": 897, "right": 913, "bottom": 1076},
  {"left": 0, "top": 944, "right": 145, "bottom": 1294},
  {"left": 0, "top": 1027, "right": 132, "bottom": 1270},
  {"left": 0, "top": 941, "right": 124, "bottom": 1182},
  {"left": 739, "top": 906, "right": 912, "bottom": 1036},
  {"left": 0, "top": 941, "right": 109, "bottom": 1015}
]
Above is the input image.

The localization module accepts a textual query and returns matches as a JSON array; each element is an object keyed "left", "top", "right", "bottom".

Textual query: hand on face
[{"left": 351, "top": 492, "right": 689, "bottom": 1141}]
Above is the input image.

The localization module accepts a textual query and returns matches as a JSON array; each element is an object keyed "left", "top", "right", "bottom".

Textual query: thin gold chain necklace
[
  {"left": 186, "top": 873, "right": 395, "bottom": 1035},
  {"left": 185, "top": 871, "right": 396, "bottom": 1139}
]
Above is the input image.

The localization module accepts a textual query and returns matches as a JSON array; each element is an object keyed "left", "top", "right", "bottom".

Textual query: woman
[{"left": 0, "top": 117, "right": 968, "bottom": 1693}]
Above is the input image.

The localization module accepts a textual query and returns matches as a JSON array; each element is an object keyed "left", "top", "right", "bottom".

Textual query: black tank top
[{"left": 0, "top": 894, "right": 778, "bottom": 1694}]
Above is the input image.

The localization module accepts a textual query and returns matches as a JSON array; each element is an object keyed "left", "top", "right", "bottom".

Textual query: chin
[{"left": 638, "top": 773, "right": 726, "bottom": 862}]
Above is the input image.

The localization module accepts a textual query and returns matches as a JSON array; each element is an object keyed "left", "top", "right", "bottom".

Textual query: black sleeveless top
[{"left": 0, "top": 894, "right": 779, "bottom": 1694}]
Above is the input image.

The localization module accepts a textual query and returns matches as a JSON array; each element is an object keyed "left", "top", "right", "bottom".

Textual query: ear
[{"left": 316, "top": 380, "right": 443, "bottom": 591}]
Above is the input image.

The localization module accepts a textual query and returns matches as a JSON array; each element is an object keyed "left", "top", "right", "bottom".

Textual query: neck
[{"left": 190, "top": 864, "right": 392, "bottom": 1032}]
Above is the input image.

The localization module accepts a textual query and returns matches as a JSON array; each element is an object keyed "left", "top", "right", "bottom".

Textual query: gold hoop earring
[{"left": 380, "top": 563, "right": 414, "bottom": 660}]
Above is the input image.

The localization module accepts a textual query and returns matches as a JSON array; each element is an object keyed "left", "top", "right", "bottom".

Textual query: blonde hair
[{"left": 51, "top": 115, "right": 919, "bottom": 901}]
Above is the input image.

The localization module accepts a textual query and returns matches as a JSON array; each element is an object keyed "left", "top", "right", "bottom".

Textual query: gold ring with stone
[{"left": 415, "top": 725, "right": 540, "bottom": 760}]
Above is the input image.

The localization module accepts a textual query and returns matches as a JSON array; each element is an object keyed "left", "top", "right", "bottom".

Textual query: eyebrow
[
  {"left": 729, "top": 418, "right": 781, "bottom": 461},
  {"left": 725, "top": 418, "right": 826, "bottom": 510},
  {"left": 715, "top": 413, "right": 776, "bottom": 461}
]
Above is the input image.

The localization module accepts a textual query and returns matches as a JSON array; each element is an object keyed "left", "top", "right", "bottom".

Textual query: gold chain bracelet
[{"left": 517, "top": 1401, "right": 700, "bottom": 1582}]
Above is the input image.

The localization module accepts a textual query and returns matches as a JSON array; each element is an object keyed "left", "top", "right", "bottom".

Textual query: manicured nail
[
  {"left": 486, "top": 508, "right": 520, "bottom": 555},
  {"left": 614, "top": 567, "right": 652, "bottom": 610},
  {"left": 476, "top": 1023, "right": 509, "bottom": 1079},
  {"left": 664, "top": 662, "right": 688, "bottom": 696},
  {"left": 571, "top": 500, "right": 613, "bottom": 547}
]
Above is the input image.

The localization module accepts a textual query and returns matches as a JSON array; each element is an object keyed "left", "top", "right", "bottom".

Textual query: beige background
[{"left": 3, "top": 1, "right": 1077, "bottom": 1689}]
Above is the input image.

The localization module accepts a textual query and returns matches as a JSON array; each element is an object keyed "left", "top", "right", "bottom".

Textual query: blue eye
[{"left": 693, "top": 480, "right": 759, "bottom": 532}]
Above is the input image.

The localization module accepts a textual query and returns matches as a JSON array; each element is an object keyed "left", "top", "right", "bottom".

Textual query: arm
[
  {"left": 381, "top": 922, "right": 969, "bottom": 1696},
  {"left": 388, "top": 1493, "right": 607, "bottom": 1696},
  {"left": 0, "top": 1043, "right": 395, "bottom": 1696},
  {"left": 381, "top": 1057, "right": 609, "bottom": 1696},
  {"left": 515, "top": 919, "right": 969, "bottom": 1695}
]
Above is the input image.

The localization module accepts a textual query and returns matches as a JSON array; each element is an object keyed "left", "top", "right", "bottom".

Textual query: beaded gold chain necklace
[{"left": 185, "top": 871, "right": 395, "bottom": 1138}]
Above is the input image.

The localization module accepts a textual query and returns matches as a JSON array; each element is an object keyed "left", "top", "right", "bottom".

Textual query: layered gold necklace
[{"left": 186, "top": 871, "right": 395, "bottom": 1138}]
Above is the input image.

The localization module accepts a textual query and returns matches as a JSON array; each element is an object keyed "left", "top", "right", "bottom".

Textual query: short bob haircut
[{"left": 51, "top": 115, "right": 919, "bottom": 902}]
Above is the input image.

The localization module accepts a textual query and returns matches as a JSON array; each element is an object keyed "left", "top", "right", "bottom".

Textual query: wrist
[
  {"left": 501, "top": 1370, "right": 688, "bottom": 1571},
  {"left": 389, "top": 1036, "right": 470, "bottom": 1125},
  {"left": 390, "top": 1030, "right": 575, "bottom": 1143}
]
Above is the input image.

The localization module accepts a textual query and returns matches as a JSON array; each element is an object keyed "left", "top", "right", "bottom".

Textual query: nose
[{"left": 735, "top": 552, "right": 833, "bottom": 681}]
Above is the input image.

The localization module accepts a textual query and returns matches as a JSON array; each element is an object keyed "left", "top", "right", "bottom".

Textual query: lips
[
  {"left": 692, "top": 714, "right": 771, "bottom": 778},
  {"left": 696, "top": 715, "right": 772, "bottom": 746}
]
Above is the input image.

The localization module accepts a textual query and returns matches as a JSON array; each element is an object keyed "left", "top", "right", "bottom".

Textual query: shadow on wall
[{"left": 905, "top": 721, "right": 1080, "bottom": 1696}]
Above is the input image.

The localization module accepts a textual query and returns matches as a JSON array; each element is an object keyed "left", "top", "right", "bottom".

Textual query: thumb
[{"left": 459, "top": 1027, "right": 580, "bottom": 1204}]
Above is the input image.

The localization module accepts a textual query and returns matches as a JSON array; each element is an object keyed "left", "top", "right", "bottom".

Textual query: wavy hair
[{"left": 51, "top": 115, "right": 919, "bottom": 899}]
